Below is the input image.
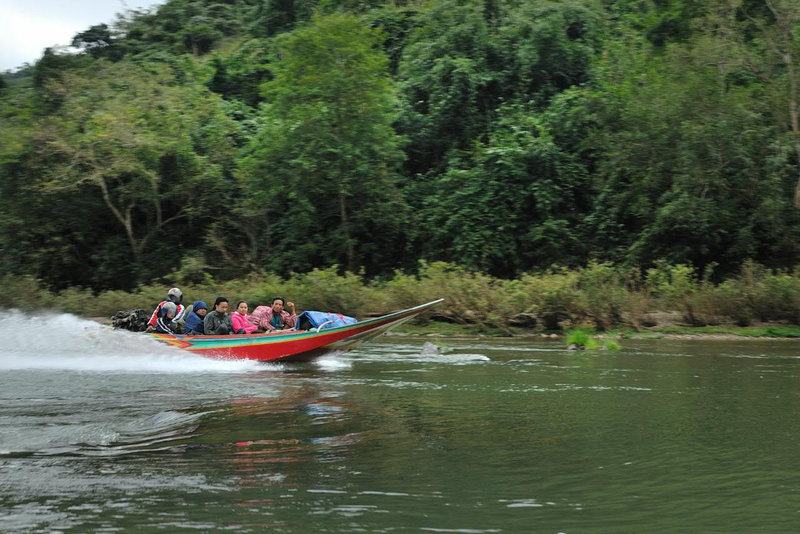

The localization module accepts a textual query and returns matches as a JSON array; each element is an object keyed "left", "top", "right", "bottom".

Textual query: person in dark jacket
[
  {"left": 183, "top": 300, "right": 208, "bottom": 335},
  {"left": 154, "top": 302, "right": 178, "bottom": 334},
  {"left": 204, "top": 297, "right": 233, "bottom": 335}
]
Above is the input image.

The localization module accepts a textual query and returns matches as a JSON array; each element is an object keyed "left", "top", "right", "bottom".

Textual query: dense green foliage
[{"left": 1, "top": 0, "right": 799, "bottom": 290}]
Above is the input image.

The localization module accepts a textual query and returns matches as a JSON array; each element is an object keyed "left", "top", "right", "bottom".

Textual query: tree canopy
[{"left": 1, "top": 0, "right": 799, "bottom": 289}]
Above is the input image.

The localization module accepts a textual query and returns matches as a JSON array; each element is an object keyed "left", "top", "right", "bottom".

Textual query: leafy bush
[
  {"left": 576, "top": 262, "right": 626, "bottom": 330},
  {"left": 565, "top": 327, "right": 593, "bottom": 347},
  {"left": 384, "top": 262, "right": 504, "bottom": 329},
  {"left": 565, "top": 328, "right": 620, "bottom": 350},
  {"left": 92, "top": 290, "right": 149, "bottom": 317},
  {"left": 7, "top": 260, "right": 800, "bottom": 332},
  {"left": 712, "top": 280, "right": 753, "bottom": 326},
  {"left": 532, "top": 268, "right": 582, "bottom": 330},
  {"left": 710, "top": 262, "right": 800, "bottom": 325},
  {"left": 283, "top": 267, "right": 373, "bottom": 318},
  {"left": 2, "top": 275, "right": 52, "bottom": 311},
  {"left": 54, "top": 287, "right": 99, "bottom": 315},
  {"left": 646, "top": 262, "right": 720, "bottom": 325},
  {"left": 621, "top": 288, "right": 655, "bottom": 329},
  {"left": 756, "top": 272, "right": 800, "bottom": 323}
]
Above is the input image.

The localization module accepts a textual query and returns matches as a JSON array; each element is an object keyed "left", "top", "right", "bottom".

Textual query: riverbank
[{"left": 8, "top": 260, "right": 800, "bottom": 338}]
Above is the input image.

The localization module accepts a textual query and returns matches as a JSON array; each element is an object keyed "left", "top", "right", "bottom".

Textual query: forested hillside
[{"left": 2, "top": 0, "right": 799, "bottom": 291}]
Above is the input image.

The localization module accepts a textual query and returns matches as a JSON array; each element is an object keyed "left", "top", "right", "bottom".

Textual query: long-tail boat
[{"left": 149, "top": 299, "right": 443, "bottom": 362}]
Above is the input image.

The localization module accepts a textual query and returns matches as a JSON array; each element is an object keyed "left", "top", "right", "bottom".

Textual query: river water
[{"left": 1, "top": 311, "right": 799, "bottom": 532}]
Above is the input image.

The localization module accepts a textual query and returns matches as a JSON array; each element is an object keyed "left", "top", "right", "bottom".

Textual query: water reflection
[{"left": 224, "top": 390, "right": 364, "bottom": 489}]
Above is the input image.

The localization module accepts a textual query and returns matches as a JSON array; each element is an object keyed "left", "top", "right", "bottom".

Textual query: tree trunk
[{"left": 97, "top": 176, "right": 141, "bottom": 264}]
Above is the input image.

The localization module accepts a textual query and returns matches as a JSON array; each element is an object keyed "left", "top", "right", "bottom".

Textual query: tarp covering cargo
[{"left": 297, "top": 311, "right": 358, "bottom": 331}]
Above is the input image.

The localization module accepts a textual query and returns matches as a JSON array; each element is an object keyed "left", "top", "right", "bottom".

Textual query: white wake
[{"left": 0, "top": 310, "right": 262, "bottom": 373}]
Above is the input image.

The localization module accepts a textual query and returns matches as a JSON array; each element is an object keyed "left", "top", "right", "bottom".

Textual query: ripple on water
[
  {"left": 349, "top": 348, "right": 491, "bottom": 365},
  {"left": 0, "top": 408, "right": 208, "bottom": 458}
]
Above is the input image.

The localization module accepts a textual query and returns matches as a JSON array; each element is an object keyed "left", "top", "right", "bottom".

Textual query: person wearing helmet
[
  {"left": 146, "top": 287, "right": 187, "bottom": 332},
  {"left": 154, "top": 302, "right": 178, "bottom": 334}
]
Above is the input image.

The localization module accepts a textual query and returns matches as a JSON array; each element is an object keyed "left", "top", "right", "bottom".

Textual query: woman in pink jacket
[{"left": 231, "top": 301, "right": 258, "bottom": 334}]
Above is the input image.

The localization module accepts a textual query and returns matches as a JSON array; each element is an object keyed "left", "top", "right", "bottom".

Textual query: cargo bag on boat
[
  {"left": 111, "top": 308, "right": 149, "bottom": 331},
  {"left": 297, "top": 311, "right": 357, "bottom": 331}
]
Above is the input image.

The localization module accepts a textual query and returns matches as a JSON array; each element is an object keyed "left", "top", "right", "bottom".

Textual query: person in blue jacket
[{"left": 183, "top": 300, "right": 208, "bottom": 335}]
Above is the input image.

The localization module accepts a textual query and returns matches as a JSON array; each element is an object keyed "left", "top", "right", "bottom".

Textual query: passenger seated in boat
[
  {"left": 154, "top": 302, "right": 178, "bottom": 334},
  {"left": 231, "top": 301, "right": 258, "bottom": 334},
  {"left": 204, "top": 297, "right": 233, "bottom": 335},
  {"left": 249, "top": 297, "right": 297, "bottom": 332},
  {"left": 145, "top": 287, "right": 186, "bottom": 333},
  {"left": 183, "top": 301, "right": 208, "bottom": 335}
]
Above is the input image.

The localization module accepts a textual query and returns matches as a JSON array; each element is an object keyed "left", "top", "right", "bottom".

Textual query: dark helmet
[
  {"left": 160, "top": 302, "right": 178, "bottom": 319},
  {"left": 167, "top": 287, "right": 183, "bottom": 304}
]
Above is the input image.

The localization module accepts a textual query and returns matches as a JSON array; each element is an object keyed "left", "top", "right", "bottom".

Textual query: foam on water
[
  {"left": 0, "top": 310, "right": 262, "bottom": 373},
  {"left": 350, "top": 346, "right": 491, "bottom": 364},
  {"left": 313, "top": 352, "right": 353, "bottom": 371}
]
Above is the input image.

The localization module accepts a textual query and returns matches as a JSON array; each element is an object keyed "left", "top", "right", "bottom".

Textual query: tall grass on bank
[{"left": 4, "top": 260, "right": 800, "bottom": 331}]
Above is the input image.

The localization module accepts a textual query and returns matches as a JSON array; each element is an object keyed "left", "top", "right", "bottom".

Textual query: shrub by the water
[
  {"left": 285, "top": 267, "right": 374, "bottom": 319},
  {"left": 565, "top": 328, "right": 594, "bottom": 349},
  {"left": 5, "top": 260, "right": 800, "bottom": 333},
  {"left": 383, "top": 262, "right": 506, "bottom": 330},
  {"left": 1, "top": 275, "right": 51, "bottom": 311},
  {"left": 565, "top": 328, "right": 620, "bottom": 350}
]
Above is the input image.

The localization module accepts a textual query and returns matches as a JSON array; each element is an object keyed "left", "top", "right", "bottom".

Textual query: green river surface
[{"left": 1, "top": 312, "right": 799, "bottom": 532}]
